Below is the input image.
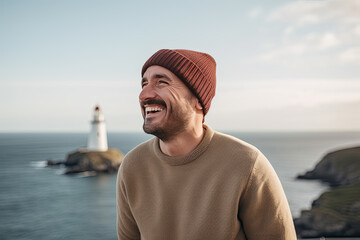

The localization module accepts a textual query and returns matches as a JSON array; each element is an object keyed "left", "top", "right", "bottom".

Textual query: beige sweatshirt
[{"left": 116, "top": 125, "right": 297, "bottom": 240}]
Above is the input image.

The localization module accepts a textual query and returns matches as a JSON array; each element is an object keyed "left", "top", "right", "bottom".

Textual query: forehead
[{"left": 143, "top": 66, "right": 182, "bottom": 83}]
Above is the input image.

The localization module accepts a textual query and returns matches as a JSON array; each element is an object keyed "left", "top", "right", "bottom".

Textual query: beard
[{"left": 142, "top": 101, "right": 193, "bottom": 142}]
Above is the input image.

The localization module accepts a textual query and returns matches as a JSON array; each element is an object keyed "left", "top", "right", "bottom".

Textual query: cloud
[
  {"left": 213, "top": 99, "right": 360, "bottom": 131},
  {"left": 214, "top": 79, "right": 360, "bottom": 112},
  {"left": 283, "top": 27, "right": 295, "bottom": 36},
  {"left": 257, "top": 0, "right": 359, "bottom": 64},
  {"left": 354, "top": 25, "right": 360, "bottom": 36},
  {"left": 317, "top": 32, "right": 339, "bottom": 49},
  {"left": 210, "top": 78, "right": 360, "bottom": 131},
  {"left": 0, "top": 80, "right": 136, "bottom": 88},
  {"left": 258, "top": 32, "right": 340, "bottom": 61},
  {"left": 339, "top": 47, "right": 360, "bottom": 64},
  {"left": 268, "top": 0, "right": 360, "bottom": 26},
  {"left": 268, "top": 1, "right": 323, "bottom": 25},
  {"left": 248, "top": 7, "right": 263, "bottom": 19}
]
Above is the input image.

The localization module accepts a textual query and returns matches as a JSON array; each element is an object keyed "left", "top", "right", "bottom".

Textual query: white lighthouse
[{"left": 87, "top": 105, "right": 108, "bottom": 151}]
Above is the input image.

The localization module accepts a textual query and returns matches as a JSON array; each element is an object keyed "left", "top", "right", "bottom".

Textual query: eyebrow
[
  {"left": 141, "top": 73, "right": 172, "bottom": 85},
  {"left": 154, "top": 74, "right": 172, "bottom": 82}
]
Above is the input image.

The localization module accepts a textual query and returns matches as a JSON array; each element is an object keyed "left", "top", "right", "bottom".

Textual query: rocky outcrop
[
  {"left": 46, "top": 160, "right": 64, "bottom": 166},
  {"left": 294, "top": 183, "right": 360, "bottom": 238},
  {"left": 297, "top": 147, "right": 360, "bottom": 187},
  {"left": 295, "top": 146, "right": 360, "bottom": 238},
  {"left": 64, "top": 148, "right": 123, "bottom": 174},
  {"left": 47, "top": 148, "right": 123, "bottom": 174}
]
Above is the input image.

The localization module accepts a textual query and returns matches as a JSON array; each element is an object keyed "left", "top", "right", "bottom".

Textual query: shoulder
[
  {"left": 214, "top": 132, "right": 274, "bottom": 170},
  {"left": 213, "top": 132, "right": 280, "bottom": 187},
  {"left": 211, "top": 131, "right": 260, "bottom": 161},
  {"left": 211, "top": 132, "right": 280, "bottom": 191},
  {"left": 202, "top": 131, "right": 264, "bottom": 178},
  {"left": 119, "top": 137, "right": 156, "bottom": 175}
]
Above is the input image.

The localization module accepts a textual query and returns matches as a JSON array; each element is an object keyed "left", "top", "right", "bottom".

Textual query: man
[{"left": 116, "top": 49, "right": 297, "bottom": 240}]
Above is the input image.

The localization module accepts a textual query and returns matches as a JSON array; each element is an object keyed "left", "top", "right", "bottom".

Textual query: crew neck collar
[{"left": 153, "top": 125, "right": 214, "bottom": 166}]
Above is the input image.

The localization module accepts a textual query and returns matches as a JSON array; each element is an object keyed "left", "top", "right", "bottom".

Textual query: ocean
[{"left": 0, "top": 131, "right": 359, "bottom": 240}]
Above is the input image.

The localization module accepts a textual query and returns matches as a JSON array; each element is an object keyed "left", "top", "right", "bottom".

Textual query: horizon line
[{"left": 1, "top": 129, "right": 360, "bottom": 134}]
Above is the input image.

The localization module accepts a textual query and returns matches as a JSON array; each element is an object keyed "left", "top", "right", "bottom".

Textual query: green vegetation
[
  {"left": 313, "top": 183, "right": 360, "bottom": 221},
  {"left": 295, "top": 147, "right": 360, "bottom": 238}
]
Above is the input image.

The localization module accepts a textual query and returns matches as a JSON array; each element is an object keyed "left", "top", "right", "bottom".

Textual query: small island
[
  {"left": 47, "top": 105, "right": 123, "bottom": 175},
  {"left": 66, "top": 148, "right": 123, "bottom": 174},
  {"left": 295, "top": 146, "right": 360, "bottom": 238},
  {"left": 47, "top": 148, "right": 123, "bottom": 174}
]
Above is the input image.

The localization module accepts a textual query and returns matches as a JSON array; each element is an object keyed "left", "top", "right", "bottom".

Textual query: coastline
[{"left": 294, "top": 147, "right": 360, "bottom": 238}]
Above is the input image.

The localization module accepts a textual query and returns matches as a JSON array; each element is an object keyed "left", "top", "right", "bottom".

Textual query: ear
[
  {"left": 195, "top": 100, "right": 203, "bottom": 111},
  {"left": 189, "top": 95, "right": 203, "bottom": 112}
]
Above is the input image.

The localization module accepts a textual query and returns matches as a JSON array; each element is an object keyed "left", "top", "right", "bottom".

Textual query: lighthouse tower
[{"left": 87, "top": 105, "right": 108, "bottom": 151}]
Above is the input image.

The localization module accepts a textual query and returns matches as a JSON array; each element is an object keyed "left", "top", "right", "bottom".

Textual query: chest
[{"left": 126, "top": 161, "right": 246, "bottom": 240}]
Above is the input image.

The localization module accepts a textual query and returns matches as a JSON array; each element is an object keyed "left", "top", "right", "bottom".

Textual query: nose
[{"left": 139, "top": 83, "right": 156, "bottom": 102}]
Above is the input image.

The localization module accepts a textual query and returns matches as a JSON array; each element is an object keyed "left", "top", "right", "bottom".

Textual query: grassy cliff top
[{"left": 312, "top": 183, "right": 360, "bottom": 222}]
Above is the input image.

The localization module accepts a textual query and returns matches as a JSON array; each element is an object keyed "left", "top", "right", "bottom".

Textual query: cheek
[
  {"left": 167, "top": 88, "right": 184, "bottom": 102},
  {"left": 169, "top": 88, "right": 195, "bottom": 106},
  {"left": 153, "top": 88, "right": 178, "bottom": 107},
  {"left": 160, "top": 87, "right": 194, "bottom": 111}
]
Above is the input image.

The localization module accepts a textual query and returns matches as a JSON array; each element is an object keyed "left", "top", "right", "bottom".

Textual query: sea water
[{"left": 0, "top": 131, "right": 359, "bottom": 240}]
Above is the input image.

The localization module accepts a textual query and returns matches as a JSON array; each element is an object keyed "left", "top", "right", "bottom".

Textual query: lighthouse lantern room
[{"left": 87, "top": 105, "right": 108, "bottom": 151}]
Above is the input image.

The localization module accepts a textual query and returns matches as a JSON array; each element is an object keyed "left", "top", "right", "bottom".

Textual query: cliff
[
  {"left": 295, "top": 146, "right": 360, "bottom": 238},
  {"left": 297, "top": 147, "right": 360, "bottom": 186}
]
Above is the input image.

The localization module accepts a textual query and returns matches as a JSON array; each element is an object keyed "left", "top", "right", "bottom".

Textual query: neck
[{"left": 159, "top": 124, "right": 205, "bottom": 157}]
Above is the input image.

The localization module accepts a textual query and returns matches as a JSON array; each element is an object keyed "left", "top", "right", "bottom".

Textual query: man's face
[{"left": 139, "top": 66, "right": 197, "bottom": 141}]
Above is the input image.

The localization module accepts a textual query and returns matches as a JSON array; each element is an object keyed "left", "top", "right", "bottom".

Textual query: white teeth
[{"left": 145, "top": 107, "right": 164, "bottom": 113}]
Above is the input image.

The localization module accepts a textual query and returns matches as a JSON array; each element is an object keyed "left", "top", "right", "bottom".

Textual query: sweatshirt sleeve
[
  {"left": 238, "top": 152, "right": 297, "bottom": 240},
  {"left": 116, "top": 164, "right": 140, "bottom": 240}
]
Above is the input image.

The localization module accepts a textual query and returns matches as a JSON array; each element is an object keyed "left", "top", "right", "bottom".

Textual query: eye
[
  {"left": 141, "top": 81, "right": 148, "bottom": 88},
  {"left": 159, "top": 80, "right": 169, "bottom": 85}
]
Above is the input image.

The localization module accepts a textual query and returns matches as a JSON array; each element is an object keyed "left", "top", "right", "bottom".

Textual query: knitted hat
[{"left": 142, "top": 49, "right": 216, "bottom": 115}]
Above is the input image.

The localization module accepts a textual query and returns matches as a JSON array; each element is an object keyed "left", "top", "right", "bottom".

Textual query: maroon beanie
[{"left": 142, "top": 49, "right": 216, "bottom": 115}]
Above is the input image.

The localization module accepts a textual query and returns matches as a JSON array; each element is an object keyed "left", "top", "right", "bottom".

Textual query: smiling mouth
[
  {"left": 144, "top": 105, "right": 165, "bottom": 117},
  {"left": 141, "top": 100, "right": 166, "bottom": 117}
]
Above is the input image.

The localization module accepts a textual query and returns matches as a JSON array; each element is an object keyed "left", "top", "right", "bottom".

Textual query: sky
[{"left": 1, "top": 0, "right": 360, "bottom": 132}]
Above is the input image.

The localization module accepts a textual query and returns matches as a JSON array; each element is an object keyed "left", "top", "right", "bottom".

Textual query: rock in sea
[{"left": 63, "top": 148, "right": 123, "bottom": 174}]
